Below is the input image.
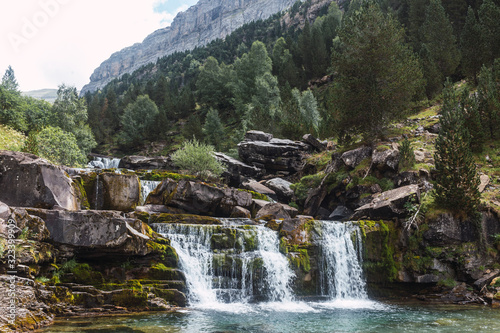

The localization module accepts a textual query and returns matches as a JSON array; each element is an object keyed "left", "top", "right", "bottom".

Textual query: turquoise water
[{"left": 39, "top": 300, "right": 500, "bottom": 332}]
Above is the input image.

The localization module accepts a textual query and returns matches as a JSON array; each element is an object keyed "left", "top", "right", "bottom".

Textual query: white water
[
  {"left": 140, "top": 180, "right": 161, "bottom": 205},
  {"left": 317, "top": 221, "right": 367, "bottom": 300},
  {"left": 154, "top": 220, "right": 371, "bottom": 312},
  {"left": 88, "top": 156, "right": 121, "bottom": 169}
]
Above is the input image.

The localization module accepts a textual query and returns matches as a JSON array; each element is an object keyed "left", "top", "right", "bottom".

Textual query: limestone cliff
[{"left": 81, "top": 0, "right": 298, "bottom": 94}]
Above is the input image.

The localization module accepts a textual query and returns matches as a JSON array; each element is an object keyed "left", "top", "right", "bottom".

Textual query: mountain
[
  {"left": 22, "top": 89, "right": 58, "bottom": 103},
  {"left": 81, "top": 0, "right": 298, "bottom": 95}
]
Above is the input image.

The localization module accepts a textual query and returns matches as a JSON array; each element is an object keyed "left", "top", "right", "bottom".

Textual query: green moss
[
  {"left": 138, "top": 170, "right": 197, "bottom": 182},
  {"left": 290, "top": 249, "right": 311, "bottom": 272},
  {"left": 146, "top": 241, "right": 179, "bottom": 266},
  {"left": 238, "top": 188, "right": 270, "bottom": 201},
  {"left": 290, "top": 173, "right": 325, "bottom": 203},
  {"left": 111, "top": 289, "right": 148, "bottom": 308},
  {"left": 146, "top": 213, "right": 221, "bottom": 225},
  {"left": 437, "top": 278, "right": 457, "bottom": 289}
]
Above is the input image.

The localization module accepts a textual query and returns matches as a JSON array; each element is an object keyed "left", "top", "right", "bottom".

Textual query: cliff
[{"left": 81, "top": 0, "right": 298, "bottom": 95}]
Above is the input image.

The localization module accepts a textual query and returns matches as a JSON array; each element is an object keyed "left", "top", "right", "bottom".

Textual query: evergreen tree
[
  {"left": 460, "top": 7, "right": 483, "bottom": 82},
  {"left": 182, "top": 113, "right": 204, "bottom": 141},
  {"left": 120, "top": 95, "right": 159, "bottom": 145},
  {"left": 1, "top": 66, "right": 19, "bottom": 92},
  {"left": 459, "top": 89, "right": 485, "bottom": 152},
  {"left": 407, "top": 0, "right": 430, "bottom": 51},
  {"left": 399, "top": 137, "right": 416, "bottom": 171},
  {"left": 478, "top": 0, "right": 500, "bottom": 66},
  {"left": 203, "top": 108, "right": 225, "bottom": 151},
  {"left": 477, "top": 60, "right": 500, "bottom": 139},
  {"left": 331, "top": 1, "right": 423, "bottom": 142},
  {"left": 420, "top": 0, "right": 461, "bottom": 97},
  {"left": 434, "top": 81, "right": 480, "bottom": 216}
]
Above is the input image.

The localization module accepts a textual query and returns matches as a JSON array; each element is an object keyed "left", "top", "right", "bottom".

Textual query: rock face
[
  {"left": 100, "top": 173, "right": 140, "bottom": 211},
  {"left": 215, "top": 152, "right": 264, "bottom": 186},
  {"left": 118, "top": 155, "right": 174, "bottom": 170},
  {"left": 0, "top": 151, "right": 79, "bottom": 210},
  {"left": 81, "top": 0, "right": 298, "bottom": 94}
]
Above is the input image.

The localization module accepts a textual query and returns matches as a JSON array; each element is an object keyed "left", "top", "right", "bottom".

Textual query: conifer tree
[
  {"left": 1, "top": 66, "right": 19, "bottom": 92},
  {"left": 331, "top": 1, "right": 423, "bottom": 142},
  {"left": 477, "top": 60, "right": 500, "bottom": 139},
  {"left": 420, "top": 0, "right": 461, "bottom": 97},
  {"left": 203, "top": 108, "right": 225, "bottom": 151},
  {"left": 460, "top": 7, "right": 483, "bottom": 82},
  {"left": 434, "top": 81, "right": 480, "bottom": 216},
  {"left": 399, "top": 137, "right": 416, "bottom": 171},
  {"left": 478, "top": 0, "right": 500, "bottom": 66}
]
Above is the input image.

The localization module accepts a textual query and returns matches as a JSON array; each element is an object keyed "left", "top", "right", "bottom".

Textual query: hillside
[{"left": 22, "top": 89, "right": 58, "bottom": 103}]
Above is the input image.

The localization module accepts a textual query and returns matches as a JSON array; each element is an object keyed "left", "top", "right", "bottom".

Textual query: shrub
[
  {"left": 399, "top": 137, "right": 416, "bottom": 171},
  {"left": 36, "top": 126, "right": 87, "bottom": 167},
  {"left": 171, "top": 139, "right": 225, "bottom": 180}
]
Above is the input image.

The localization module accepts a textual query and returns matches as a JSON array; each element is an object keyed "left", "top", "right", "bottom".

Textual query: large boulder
[
  {"left": 215, "top": 153, "right": 264, "bottom": 186},
  {"left": 118, "top": 155, "right": 174, "bottom": 170},
  {"left": 302, "top": 134, "right": 326, "bottom": 152},
  {"left": 341, "top": 146, "right": 372, "bottom": 169},
  {"left": 146, "top": 179, "right": 252, "bottom": 217},
  {"left": 238, "top": 131, "right": 312, "bottom": 174},
  {"left": 264, "top": 178, "right": 294, "bottom": 203},
  {"left": 353, "top": 184, "right": 420, "bottom": 220},
  {"left": 372, "top": 149, "right": 399, "bottom": 173},
  {"left": 100, "top": 173, "right": 140, "bottom": 211},
  {"left": 242, "top": 181, "right": 276, "bottom": 199},
  {"left": 0, "top": 151, "right": 79, "bottom": 210},
  {"left": 255, "top": 203, "right": 298, "bottom": 220},
  {"left": 26, "top": 209, "right": 153, "bottom": 257}
]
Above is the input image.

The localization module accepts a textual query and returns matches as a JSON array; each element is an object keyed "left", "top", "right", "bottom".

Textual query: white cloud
[{"left": 0, "top": 0, "right": 192, "bottom": 91}]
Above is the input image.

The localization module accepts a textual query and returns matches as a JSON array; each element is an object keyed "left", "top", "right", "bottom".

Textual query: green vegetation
[
  {"left": 36, "top": 126, "right": 87, "bottom": 167},
  {"left": 171, "top": 139, "right": 226, "bottom": 180},
  {"left": 0, "top": 124, "right": 25, "bottom": 151},
  {"left": 399, "top": 137, "right": 416, "bottom": 172}
]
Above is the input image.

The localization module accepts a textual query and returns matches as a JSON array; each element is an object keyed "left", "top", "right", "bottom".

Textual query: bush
[
  {"left": 399, "top": 137, "right": 416, "bottom": 171},
  {"left": 171, "top": 139, "right": 225, "bottom": 180},
  {"left": 36, "top": 126, "right": 87, "bottom": 167}
]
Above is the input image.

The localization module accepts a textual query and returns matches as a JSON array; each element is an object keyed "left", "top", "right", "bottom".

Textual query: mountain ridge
[{"left": 81, "top": 0, "right": 299, "bottom": 95}]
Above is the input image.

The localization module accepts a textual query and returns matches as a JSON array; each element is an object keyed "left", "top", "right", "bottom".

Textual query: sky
[{"left": 0, "top": 0, "right": 198, "bottom": 92}]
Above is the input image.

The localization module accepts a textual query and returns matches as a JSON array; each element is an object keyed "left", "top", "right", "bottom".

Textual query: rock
[
  {"left": 479, "top": 174, "right": 490, "bottom": 193},
  {"left": 474, "top": 269, "right": 500, "bottom": 289},
  {"left": 302, "top": 134, "right": 326, "bottom": 151},
  {"left": 252, "top": 199, "right": 271, "bottom": 212},
  {"left": 264, "top": 178, "right": 294, "bottom": 202},
  {"left": 372, "top": 149, "right": 399, "bottom": 172},
  {"left": 215, "top": 153, "right": 264, "bottom": 186},
  {"left": 135, "top": 204, "right": 176, "bottom": 214},
  {"left": 341, "top": 146, "right": 372, "bottom": 169},
  {"left": 425, "top": 123, "right": 441, "bottom": 134},
  {"left": 238, "top": 132, "right": 312, "bottom": 173},
  {"left": 423, "top": 213, "right": 477, "bottom": 246},
  {"left": 242, "top": 181, "right": 276, "bottom": 199},
  {"left": 0, "top": 151, "right": 79, "bottom": 210},
  {"left": 415, "top": 274, "right": 440, "bottom": 283},
  {"left": 353, "top": 184, "right": 420, "bottom": 220},
  {"left": 146, "top": 179, "right": 252, "bottom": 217},
  {"left": 328, "top": 206, "right": 354, "bottom": 221},
  {"left": 230, "top": 206, "right": 252, "bottom": 218},
  {"left": 118, "top": 155, "right": 174, "bottom": 170},
  {"left": 324, "top": 152, "right": 343, "bottom": 174},
  {"left": 280, "top": 217, "right": 314, "bottom": 245},
  {"left": 245, "top": 130, "right": 273, "bottom": 142},
  {"left": 414, "top": 150, "right": 426, "bottom": 163},
  {"left": 26, "top": 209, "right": 153, "bottom": 257},
  {"left": 100, "top": 173, "right": 140, "bottom": 211},
  {"left": 393, "top": 171, "right": 420, "bottom": 187},
  {"left": 256, "top": 203, "right": 292, "bottom": 220}
]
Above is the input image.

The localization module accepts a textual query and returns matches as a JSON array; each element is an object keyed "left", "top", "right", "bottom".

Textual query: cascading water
[
  {"left": 88, "top": 156, "right": 121, "bottom": 169},
  {"left": 139, "top": 180, "right": 161, "bottom": 205},
  {"left": 317, "top": 221, "right": 367, "bottom": 300},
  {"left": 153, "top": 221, "right": 296, "bottom": 307}
]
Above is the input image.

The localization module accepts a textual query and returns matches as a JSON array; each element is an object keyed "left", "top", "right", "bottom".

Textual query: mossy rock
[
  {"left": 144, "top": 213, "right": 222, "bottom": 225},
  {"left": 111, "top": 289, "right": 148, "bottom": 308},
  {"left": 149, "top": 263, "right": 185, "bottom": 280},
  {"left": 150, "top": 288, "right": 187, "bottom": 307}
]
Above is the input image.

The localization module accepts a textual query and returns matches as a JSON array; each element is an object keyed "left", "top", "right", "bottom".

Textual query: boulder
[
  {"left": 118, "top": 155, "right": 174, "bottom": 170},
  {"left": 341, "top": 146, "right": 372, "bottom": 169},
  {"left": 256, "top": 203, "right": 292, "bottom": 220},
  {"left": 393, "top": 171, "right": 420, "bottom": 187},
  {"left": 215, "top": 153, "right": 264, "bottom": 185},
  {"left": 242, "top": 181, "right": 276, "bottom": 199},
  {"left": 280, "top": 216, "right": 314, "bottom": 245},
  {"left": 245, "top": 130, "right": 273, "bottom": 142},
  {"left": 100, "top": 173, "right": 140, "bottom": 211},
  {"left": 146, "top": 179, "right": 252, "bottom": 217},
  {"left": 26, "top": 209, "right": 153, "bottom": 257},
  {"left": 302, "top": 134, "right": 326, "bottom": 151},
  {"left": 230, "top": 206, "right": 252, "bottom": 218},
  {"left": 328, "top": 206, "right": 354, "bottom": 221},
  {"left": 372, "top": 149, "right": 399, "bottom": 172},
  {"left": 353, "top": 184, "right": 420, "bottom": 220},
  {"left": 264, "top": 178, "right": 294, "bottom": 203},
  {"left": 423, "top": 213, "right": 477, "bottom": 246},
  {"left": 0, "top": 151, "right": 79, "bottom": 210},
  {"left": 479, "top": 174, "right": 490, "bottom": 193},
  {"left": 238, "top": 132, "right": 312, "bottom": 174}
]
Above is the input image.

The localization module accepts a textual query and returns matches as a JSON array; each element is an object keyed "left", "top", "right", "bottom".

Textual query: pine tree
[
  {"left": 420, "top": 0, "right": 461, "bottom": 97},
  {"left": 434, "top": 81, "right": 480, "bottom": 216},
  {"left": 331, "top": 1, "right": 423, "bottom": 142},
  {"left": 399, "top": 137, "right": 416, "bottom": 171},
  {"left": 203, "top": 108, "right": 225, "bottom": 151},
  {"left": 478, "top": 0, "right": 500, "bottom": 66},
  {"left": 477, "top": 60, "right": 500, "bottom": 139},
  {"left": 460, "top": 7, "right": 483, "bottom": 82},
  {"left": 1, "top": 66, "right": 19, "bottom": 92}
]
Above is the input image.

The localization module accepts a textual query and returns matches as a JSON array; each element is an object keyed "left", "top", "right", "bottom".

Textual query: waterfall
[
  {"left": 140, "top": 180, "right": 161, "bottom": 205},
  {"left": 153, "top": 222, "right": 296, "bottom": 306},
  {"left": 88, "top": 156, "right": 121, "bottom": 169},
  {"left": 317, "top": 221, "right": 367, "bottom": 300}
]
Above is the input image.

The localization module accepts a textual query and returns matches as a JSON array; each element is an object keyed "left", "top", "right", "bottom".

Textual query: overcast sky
[{"left": 0, "top": 0, "right": 198, "bottom": 92}]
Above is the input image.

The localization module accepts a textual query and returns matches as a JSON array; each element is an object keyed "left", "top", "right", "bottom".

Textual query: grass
[{"left": 0, "top": 124, "right": 26, "bottom": 151}]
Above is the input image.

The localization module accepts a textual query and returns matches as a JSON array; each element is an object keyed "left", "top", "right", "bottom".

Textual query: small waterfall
[
  {"left": 317, "top": 221, "right": 367, "bottom": 300},
  {"left": 140, "top": 180, "right": 161, "bottom": 205},
  {"left": 88, "top": 156, "right": 121, "bottom": 169},
  {"left": 153, "top": 222, "right": 296, "bottom": 306},
  {"left": 94, "top": 174, "right": 101, "bottom": 210}
]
